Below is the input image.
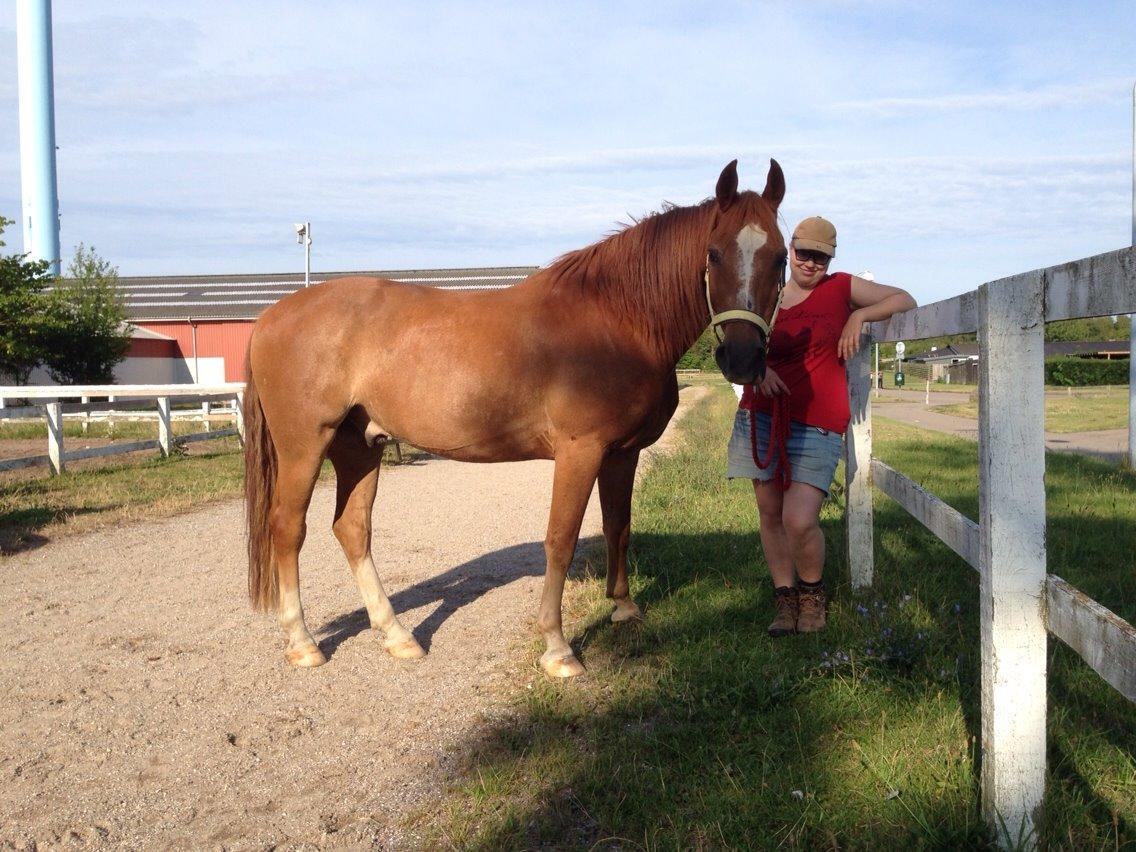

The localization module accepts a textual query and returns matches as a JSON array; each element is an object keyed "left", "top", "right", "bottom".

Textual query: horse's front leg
[
  {"left": 538, "top": 442, "right": 606, "bottom": 678},
  {"left": 599, "top": 448, "right": 642, "bottom": 623}
]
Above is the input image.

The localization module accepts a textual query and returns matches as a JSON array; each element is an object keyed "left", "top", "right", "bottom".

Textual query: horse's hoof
[
  {"left": 611, "top": 598, "right": 643, "bottom": 623},
  {"left": 540, "top": 651, "right": 585, "bottom": 679},
  {"left": 384, "top": 637, "right": 426, "bottom": 660},
  {"left": 285, "top": 644, "right": 327, "bottom": 668}
]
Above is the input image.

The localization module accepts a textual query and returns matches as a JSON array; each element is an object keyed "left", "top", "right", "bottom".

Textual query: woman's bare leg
[
  {"left": 754, "top": 480, "right": 794, "bottom": 588},
  {"left": 780, "top": 481, "right": 827, "bottom": 583}
]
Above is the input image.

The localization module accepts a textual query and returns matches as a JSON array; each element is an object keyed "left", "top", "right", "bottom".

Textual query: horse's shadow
[{"left": 314, "top": 535, "right": 603, "bottom": 658}]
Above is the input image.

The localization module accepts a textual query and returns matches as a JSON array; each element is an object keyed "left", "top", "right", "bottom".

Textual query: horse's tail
[{"left": 243, "top": 365, "right": 279, "bottom": 612}]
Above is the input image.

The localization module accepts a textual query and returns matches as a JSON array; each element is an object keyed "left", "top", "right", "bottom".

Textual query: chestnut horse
[{"left": 244, "top": 159, "right": 786, "bottom": 678}]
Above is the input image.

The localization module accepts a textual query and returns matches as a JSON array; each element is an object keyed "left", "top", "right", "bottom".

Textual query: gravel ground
[{"left": 0, "top": 386, "right": 705, "bottom": 850}]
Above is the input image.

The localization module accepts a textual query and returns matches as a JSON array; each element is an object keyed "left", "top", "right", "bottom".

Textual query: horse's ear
[
  {"left": 716, "top": 160, "right": 739, "bottom": 211},
  {"left": 762, "top": 158, "right": 785, "bottom": 209}
]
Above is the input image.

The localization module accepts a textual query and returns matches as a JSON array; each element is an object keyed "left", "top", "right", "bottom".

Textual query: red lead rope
[{"left": 748, "top": 392, "right": 792, "bottom": 491}]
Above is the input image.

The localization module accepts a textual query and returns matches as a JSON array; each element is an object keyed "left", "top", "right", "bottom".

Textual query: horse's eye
[{"left": 707, "top": 248, "right": 722, "bottom": 265}]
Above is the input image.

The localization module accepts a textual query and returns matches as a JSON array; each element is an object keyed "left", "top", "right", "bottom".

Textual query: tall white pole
[
  {"left": 304, "top": 221, "right": 311, "bottom": 287},
  {"left": 874, "top": 343, "right": 880, "bottom": 399},
  {"left": 1129, "top": 82, "right": 1135, "bottom": 468},
  {"left": 16, "top": 0, "right": 61, "bottom": 274}
]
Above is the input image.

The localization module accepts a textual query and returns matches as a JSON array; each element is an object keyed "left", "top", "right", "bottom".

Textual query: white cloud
[{"left": 830, "top": 79, "right": 1130, "bottom": 116}]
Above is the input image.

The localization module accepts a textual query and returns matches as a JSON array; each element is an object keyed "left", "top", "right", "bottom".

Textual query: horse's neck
[{"left": 584, "top": 203, "right": 713, "bottom": 368}]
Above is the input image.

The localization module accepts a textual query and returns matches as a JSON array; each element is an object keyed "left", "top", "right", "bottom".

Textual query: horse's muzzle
[{"left": 714, "top": 338, "right": 766, "bottom": 385}]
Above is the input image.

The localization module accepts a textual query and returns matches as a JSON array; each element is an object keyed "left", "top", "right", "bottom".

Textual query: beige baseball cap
[{"left": 791, "top": 216, "right": 837, "bottom": 257}]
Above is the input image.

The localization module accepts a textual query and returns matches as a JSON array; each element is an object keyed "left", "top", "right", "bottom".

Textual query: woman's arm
[{"left": 838, "top": 275, "right": 917, "bottom": 358}]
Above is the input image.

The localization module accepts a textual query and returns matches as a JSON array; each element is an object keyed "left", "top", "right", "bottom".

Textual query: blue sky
[{"left": 0, "top": 1, "right": 1133, "bottom": 304}]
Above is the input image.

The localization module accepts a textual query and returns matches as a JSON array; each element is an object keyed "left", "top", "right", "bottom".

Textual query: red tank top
[{"left": 740, "top": 272, "right": 853, "bottom": 433}]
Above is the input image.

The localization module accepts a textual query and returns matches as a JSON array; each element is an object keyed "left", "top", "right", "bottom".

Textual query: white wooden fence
[
  {"left": 844, "top": 246, "right": 1135, "bottom": 848},
  {"left": 0, "top": 383, "right": 245, "bottom": 474}
]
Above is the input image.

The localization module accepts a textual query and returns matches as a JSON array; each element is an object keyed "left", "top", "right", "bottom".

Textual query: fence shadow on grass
[{"left": 0, "top": 504, "right": 115, "bottom": 556}]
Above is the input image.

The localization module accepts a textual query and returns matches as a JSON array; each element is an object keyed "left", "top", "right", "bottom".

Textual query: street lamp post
[{"left": 294, "top": 221, "right": 311, "bottom": 287}]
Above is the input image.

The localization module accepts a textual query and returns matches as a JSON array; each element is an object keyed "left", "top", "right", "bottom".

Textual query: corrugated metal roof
[
  {"left": 115, "top": 266, "right": 540, "bottom": 321},
  {"left": 910, "top": 340, "right": 1129, "bottom": 363}
]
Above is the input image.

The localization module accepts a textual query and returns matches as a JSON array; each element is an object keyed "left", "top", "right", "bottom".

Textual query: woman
[{"left": 726, "top": 216, "right": 916, "bottom": 637}]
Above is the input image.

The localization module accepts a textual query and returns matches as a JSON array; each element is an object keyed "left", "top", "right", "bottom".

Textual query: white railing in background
[
  {"left": 0, "top": 383, "right": 246, "bottom": 474},
  {"left": 843, "top": 246, "right": 1135, "bottom": 849}
]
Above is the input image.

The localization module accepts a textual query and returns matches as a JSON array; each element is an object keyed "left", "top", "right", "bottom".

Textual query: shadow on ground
[{"left": 414, "top": 445, "right": 1136, "bottom": 849}]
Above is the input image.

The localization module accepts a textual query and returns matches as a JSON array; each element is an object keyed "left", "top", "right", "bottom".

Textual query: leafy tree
[
  {"left": 39, "top": 243, "right": 130, "bottom": 384},
  {"left": 678, "top": 327, "right": 718, "bottom": 370},
  {"left": 1046, "top": 316, "right": 1130, "bottom": 341},
  {"left": 0, "top": 216, "right": 54, "bottom": 384}
]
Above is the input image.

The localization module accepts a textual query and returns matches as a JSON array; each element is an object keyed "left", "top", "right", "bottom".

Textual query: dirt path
[
  {"left": 0, "top": 386, "right": 706, "bottom": 850},
  {"left": 874, "top": 391, "right": 1129, "bottom": 463}
]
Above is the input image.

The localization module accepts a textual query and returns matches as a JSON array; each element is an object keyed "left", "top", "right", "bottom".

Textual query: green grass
[
  {"left": 0, "top": 417, "right": 226, "bottom": 440},
  {"left": 933, "top": 386, "right": 1128, "bottom": 432},
  {"left": 0, "top": 441, "right": 246, "bottom": 553},
  {"left": 418, "top": 386, "right": 1136, "bottom": 849}
]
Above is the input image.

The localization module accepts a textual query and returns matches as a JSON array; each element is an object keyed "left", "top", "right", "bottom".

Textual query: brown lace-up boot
[
  {"left": 768, "top": 587, "right": 799, "bottom": 637},
  {"left": 797, "top": 582, "right": 827, "bottom": 633}
]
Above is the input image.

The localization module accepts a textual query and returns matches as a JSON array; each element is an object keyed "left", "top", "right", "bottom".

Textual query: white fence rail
[
  {"left": 0, "top": 383, "right": 246, "bottom": 474},
  {"left": 844, "top": 246, "right": 1135, "bottom": 849}
]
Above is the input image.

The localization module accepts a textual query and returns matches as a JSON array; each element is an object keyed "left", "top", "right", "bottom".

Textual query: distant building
[
  {"left": 908, "top": 340, "right": 1129, "bottom": 384},
  {"left": 115, "top": 267, "right": 539, "bottom": 385}
]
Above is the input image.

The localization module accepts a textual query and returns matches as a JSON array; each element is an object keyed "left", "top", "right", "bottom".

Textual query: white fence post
[
  {"left": 978, "top": 273, "right": 1047, "bottom": 848},
  {"left": 1129, "top": 317, "right": 1134, "bottom": 467},
  {"left": 234, "top": 392, "right": 245, "bottom": 444},
  {"left": 157, "top": 397, "right": 172, "bottom": 457},
  {"left": 46, "top": 402, "right": 64, "bottom": 475},
  {"left": 845, "top": 330, "right": 874, "bottom": 588},
  {"left": 202, "top": 400, "right": 211, "bottom": 432}
]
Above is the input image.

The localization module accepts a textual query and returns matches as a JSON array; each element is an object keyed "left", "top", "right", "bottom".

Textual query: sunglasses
[{"left": 793, "top": 248, "right": 831, "bottom": 266}]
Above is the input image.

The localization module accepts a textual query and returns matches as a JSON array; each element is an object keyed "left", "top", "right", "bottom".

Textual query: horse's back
[
  {"left": 248, "top": 274, "right": 676, "bottom": 461},
  {"left": 248, "top": 276, "right": 555, "bottom": 456}
]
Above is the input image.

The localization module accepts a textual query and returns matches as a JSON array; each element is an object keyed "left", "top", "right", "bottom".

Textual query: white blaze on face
[{"left": 734, "top": 223, "right": 768, "bottom": 310}]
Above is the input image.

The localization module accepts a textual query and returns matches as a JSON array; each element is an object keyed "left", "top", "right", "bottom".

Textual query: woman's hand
[
  {"left": 759, "top": 366, "right": 790, "bottom": 397},
  {"left": 838, "top": 310, "right": 868, "bottom": 359}
]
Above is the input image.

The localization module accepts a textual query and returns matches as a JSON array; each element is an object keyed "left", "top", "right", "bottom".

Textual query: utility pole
[
  {"left": 16, "top": 0, "right": 61, "bottom": 274},
  {"left": 295, "top": 222, "right": 312, "bottom": 287}
]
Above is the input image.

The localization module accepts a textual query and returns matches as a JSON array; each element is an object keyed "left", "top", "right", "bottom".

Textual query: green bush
[
  {"left": 1044, "top": 356, "right": 1129, "bottom": 386},
  {"left": 677, "top": 327, "right": 718, "bottom": 370}
]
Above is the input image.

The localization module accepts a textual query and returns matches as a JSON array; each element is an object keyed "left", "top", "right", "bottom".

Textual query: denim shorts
[{"left": 726, "top": 408, "right": 844, "bottom": 495}]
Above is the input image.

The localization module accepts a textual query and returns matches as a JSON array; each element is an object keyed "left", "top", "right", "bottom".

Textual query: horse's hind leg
[
  {"left": 599, "top": 449, "right": 642, "bottom": 623},
  {"left": 272, "top": 443, "right": 330, "bottom": 667},
  {"left": 328, "top": 428, "right": 425, "bottom": 660}
]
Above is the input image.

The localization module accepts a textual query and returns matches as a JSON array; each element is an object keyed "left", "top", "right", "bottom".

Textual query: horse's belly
[{"left": 358, "top": 397, "right": 551, "bottom": 463}]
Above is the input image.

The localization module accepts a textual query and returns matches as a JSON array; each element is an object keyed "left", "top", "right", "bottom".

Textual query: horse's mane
[{"left": 542, "top": 192, "right": 774, "bottom": 362}]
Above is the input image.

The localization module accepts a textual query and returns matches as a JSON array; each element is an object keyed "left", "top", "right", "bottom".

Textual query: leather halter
[{"left": 704, "top": 260, "right": 785, "bottom": 343}]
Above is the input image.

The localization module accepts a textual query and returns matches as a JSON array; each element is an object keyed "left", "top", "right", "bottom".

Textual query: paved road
[{"left": 872, "top": 388, "right": 1129, "bottom": 464}]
